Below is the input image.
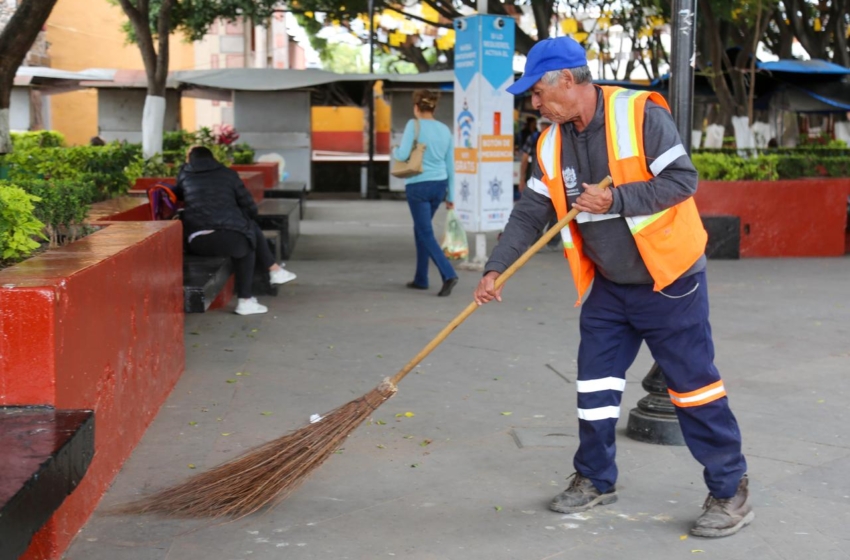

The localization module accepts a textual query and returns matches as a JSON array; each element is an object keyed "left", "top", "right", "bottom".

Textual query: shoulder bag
[{"left": 391, "top": 119, "right": 427, "bottom": 179}]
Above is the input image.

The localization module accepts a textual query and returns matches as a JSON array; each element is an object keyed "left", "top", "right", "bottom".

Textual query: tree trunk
[
  {"left": 117, "top": 0, "right": 173, "bottom": 158},
  {"left": 0, "top": 0, "right": 60, "bottom": 154},
  {"left": 0, "top": 81, "right": 11, "bottom": 156}
]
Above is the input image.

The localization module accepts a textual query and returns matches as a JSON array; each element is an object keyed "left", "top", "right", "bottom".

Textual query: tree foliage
[{"left": 290, "top": 0, "right": 561, "bottom": 72}]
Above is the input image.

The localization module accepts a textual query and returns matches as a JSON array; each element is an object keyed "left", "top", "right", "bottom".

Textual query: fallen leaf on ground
[
  {"left": 221, "top": 433, "right": 231, "bottom": 436},
  {"left": 188, "top": 421, "right": 198, "bottom": 426},
  {"left": 494, "top": 506, "right": 502, "bottom": 511},
  {"left": 680, "top": 535, "right": 688, "bottom": 541},
  {"left": 226, "top": 379, "right": 237, "bottom": 384},
  {"left": 501, "top": 412, "right": 513, "bottom": 416},
  {"left": 261, "top": 411, "right": 273, "bottom": 416},
  {"left": 376, "top": 420, "right": 387, "bottom": 425},
  {"left": 420, "top": 439, "right": 432, "bottom": 447},
  {"left": 188, "top": 464, "right": 196, "bottom": 469}
]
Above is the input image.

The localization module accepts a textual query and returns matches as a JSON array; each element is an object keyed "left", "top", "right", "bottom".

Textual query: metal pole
[
  {"left": 367, "top": 0, "right": 377, "bottom": 199},
  {"left": 668, "top": 0, "right": 698, "bottom": 154},
  {"left": 625, "top": 0, "right": 697, "bottom": 447}
]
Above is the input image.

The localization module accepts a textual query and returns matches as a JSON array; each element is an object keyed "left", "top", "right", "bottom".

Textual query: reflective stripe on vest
[{"left": 607, "top": 88, "right": 669, "bottom": 233}]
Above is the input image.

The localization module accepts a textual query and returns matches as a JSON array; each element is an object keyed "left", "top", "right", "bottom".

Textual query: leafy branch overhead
[
  {"left": 111, "top": 0, "right": 280, "bottom": 43},
  {"left": 288, "top": 0, "right": 557, "bottom": 72}
]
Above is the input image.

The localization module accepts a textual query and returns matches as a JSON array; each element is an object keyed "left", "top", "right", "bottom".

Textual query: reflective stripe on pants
[{"left": 573, "top": 271, "right": 747, "bottom": 499}]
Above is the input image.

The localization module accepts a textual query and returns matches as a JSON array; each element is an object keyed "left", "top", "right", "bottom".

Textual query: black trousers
[{"left": 189, "top": 221, "right": 275, "bottom": 299}]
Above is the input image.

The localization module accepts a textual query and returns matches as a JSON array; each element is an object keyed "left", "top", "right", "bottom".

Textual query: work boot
[
  {"left": 690, "top": 475, "right": 755, "bottom": 538},
  {"left": 549, "top": 473, "right": 618, "bottom": 514}
]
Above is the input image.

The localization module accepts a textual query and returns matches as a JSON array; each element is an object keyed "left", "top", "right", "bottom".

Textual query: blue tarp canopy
[{"left": 756, "top": 59, "right": 850, "bottom": 75}]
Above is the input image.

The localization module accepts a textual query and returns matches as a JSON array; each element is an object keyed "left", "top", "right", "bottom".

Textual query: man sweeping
[{"left": 473, "top": 37, "right": 753, "bottom": 538}]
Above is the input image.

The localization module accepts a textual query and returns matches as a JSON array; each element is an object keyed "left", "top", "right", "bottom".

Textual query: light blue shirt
[{"left": 392, "top": 118, "right": 455, "bottom": 202}]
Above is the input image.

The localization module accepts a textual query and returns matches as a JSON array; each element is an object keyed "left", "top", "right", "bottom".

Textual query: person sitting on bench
[{"left": 174, "top": 146, "right": 296, "bottom": 316}]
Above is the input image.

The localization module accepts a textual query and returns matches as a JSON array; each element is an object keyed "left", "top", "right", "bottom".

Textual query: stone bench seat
[
  {"left": 256, "top": 199, "right": 300, "bottom": 260},
  {"left": 183, "top": 232, "right": 282, "bottom": 313},
  {"left": 263, "top": 181, "right": 307, "bottom": 219},
  {"left": 0, "top": 407, "right": 95, "bottom": 560}
]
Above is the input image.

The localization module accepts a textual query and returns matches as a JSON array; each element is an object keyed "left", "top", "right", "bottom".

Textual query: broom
[{"left": 117, "top": 176, "right": 613, "bottom": 519}]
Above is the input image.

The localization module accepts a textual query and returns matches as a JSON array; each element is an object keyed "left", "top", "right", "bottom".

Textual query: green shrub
[
  {"left": 124, "top": 154, "right": 176, "bottom": 185},
  {"left": 6, "top": 178, "right": 98, "bottom": 248},
  {"left": 161, "top": 149, "right": 185, "bottom": 165},
  {"left": 163, "top": 130, "right": 195, "bottom": 152},
  {"left": 0, "top": 185, "right": 45, "bottom": 260},
  {"left": 232, "top": 143, "right": 255, "bottom": 164},
  {"left": 10, "top": 131, "right": 66, "bottom": 150},
  {"left": 0, "top": 144, "right": 139, "bottom": 199},
  {"left": 693, "top": 150, "right": 850, "bottom": 180}
]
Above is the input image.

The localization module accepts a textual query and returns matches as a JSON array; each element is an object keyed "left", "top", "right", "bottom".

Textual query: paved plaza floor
[{"left": 65, "top": 200, "right": 850, "bottom": 560}]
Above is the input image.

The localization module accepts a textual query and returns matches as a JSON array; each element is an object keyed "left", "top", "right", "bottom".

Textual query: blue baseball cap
[{"left": 507, "top": 37, "right": 588, "bottom": 95}]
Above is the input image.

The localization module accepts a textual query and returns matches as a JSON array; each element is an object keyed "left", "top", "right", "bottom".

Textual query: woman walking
[{"left": 393, "top": 90, "right": 459, "bottom": 297}]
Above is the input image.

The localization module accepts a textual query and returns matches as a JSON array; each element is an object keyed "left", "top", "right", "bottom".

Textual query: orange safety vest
[{"left": 536, "top": 86, "right": 707, "bottom": 306}]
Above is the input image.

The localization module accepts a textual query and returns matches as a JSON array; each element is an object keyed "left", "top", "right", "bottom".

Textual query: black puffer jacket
[{"left": 174, "top": 159, "right": 258, "bottom": 244}]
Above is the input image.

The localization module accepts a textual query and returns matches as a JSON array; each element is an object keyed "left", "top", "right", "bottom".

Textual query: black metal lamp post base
[{"left": 626, "top": 363, "right": 685, "bottom": 446}]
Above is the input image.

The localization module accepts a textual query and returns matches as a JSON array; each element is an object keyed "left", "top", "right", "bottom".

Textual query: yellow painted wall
[
  {"left": 45, "top": 0, "right": 195, "bottom": 145},
  {"left": 311, "top": 106, "right": 363, "bottom": 132}
]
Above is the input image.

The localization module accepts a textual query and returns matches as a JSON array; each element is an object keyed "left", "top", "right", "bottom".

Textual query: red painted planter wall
[
  {"left": 89, "top": 197, "right": 152, "bottom": 222},
  {"left": 695, "top": 179, "right": 849, "bottom": 257},
  {"left": 0, "top": 221, "right": 185, "bottom": 559},
  {"left": 231, "top": 162, "right": 279, "bottom": 189}
]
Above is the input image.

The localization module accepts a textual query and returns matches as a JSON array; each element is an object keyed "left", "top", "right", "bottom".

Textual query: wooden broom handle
[{"left": 389, "top": 176, "right": 613, "bottom": 386}]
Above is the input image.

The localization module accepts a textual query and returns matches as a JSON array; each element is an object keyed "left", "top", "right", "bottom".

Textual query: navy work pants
[{"left": 574, "top": 271, "right": 747, "bottom": 499}]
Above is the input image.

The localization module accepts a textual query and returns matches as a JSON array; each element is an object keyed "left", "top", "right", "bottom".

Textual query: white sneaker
[
  {"left": 270, "top": 267, "right": 297, "bottom": 285},
  {"left": 235, "top": 297, "right": 268, "bottom": 315}
]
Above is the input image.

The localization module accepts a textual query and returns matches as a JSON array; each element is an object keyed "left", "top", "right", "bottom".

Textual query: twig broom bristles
[{"left": 116, "top": 178, "right": 609, "bottom": 519}]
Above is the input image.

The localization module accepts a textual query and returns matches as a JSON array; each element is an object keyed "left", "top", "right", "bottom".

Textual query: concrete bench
[
  {"left": 256, "top": 199, "right": 300, "bottom": 260},
  {"left": 183, "top": 233, "right": 282, "bottom": 313},
  {"left": 263, "top": 181, "right": 307, "bottom": 219},
  {"left": 0, "top": 407, "right": 94, "bottom": 560},
  {"left": 701, "top": 215, "right": 741, "bottom": 260},
  {"left": 183, "top": 254, "right": 235, "bottom": 313}
]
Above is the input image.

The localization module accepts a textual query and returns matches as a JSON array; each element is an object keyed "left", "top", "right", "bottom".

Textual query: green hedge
[
  {"left": 10, "top": 131, "right": 66, "bottom": 150},
  {"left": 1, "top": 178, "right": 98, "bottom": 248},
  {"left": 1, "top": 144, "right": 139, "bottom": 199},
  {"left": 0, "top": 184, "right": 45, "bottom": 261},
  {"left": 693, "top": 151, "right": 850, "bottom": 181}
]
